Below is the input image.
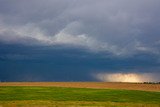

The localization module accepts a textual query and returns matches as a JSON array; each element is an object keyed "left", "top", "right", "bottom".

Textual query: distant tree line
[{"left": 143, "top": 82, "right": 160, "bottom": 84}]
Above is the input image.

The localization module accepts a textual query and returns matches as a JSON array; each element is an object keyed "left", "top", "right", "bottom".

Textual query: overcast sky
[{"left": 0, "top": 0, "right": 160, "bottom": 82}]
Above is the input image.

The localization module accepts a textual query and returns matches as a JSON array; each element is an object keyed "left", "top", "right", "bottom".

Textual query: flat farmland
[
  {"left": 0, "top": 82, "right": 160, "bottom": 92},
  {"left": 0, "top": 82, "right": 160, "bottom": 107}
]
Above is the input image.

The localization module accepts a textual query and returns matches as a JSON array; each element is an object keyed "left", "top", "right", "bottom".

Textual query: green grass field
[{"left": 0, "top": 86, "right": 160, "bottom": 107}]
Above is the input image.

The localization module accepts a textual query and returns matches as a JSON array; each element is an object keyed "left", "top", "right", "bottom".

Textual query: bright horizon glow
[{"left": 95, "top": 73, "right": 158, "bottom": 83}]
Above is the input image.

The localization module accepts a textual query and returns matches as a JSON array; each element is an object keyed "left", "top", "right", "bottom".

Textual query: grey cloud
[{"left": 0, "top": 0, "right": 160, "bottom": 56}]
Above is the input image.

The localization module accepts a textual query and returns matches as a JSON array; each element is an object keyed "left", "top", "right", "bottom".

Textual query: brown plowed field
[{"left": 0, "top": 82, "right": 160, "bottom": 92}]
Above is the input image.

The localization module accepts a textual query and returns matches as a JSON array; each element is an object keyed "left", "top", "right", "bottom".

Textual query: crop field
[
  {"left": 0, "top": 82, "right": 160, "bottom": 92},
  {"left": 0, "top": 82, "right": 160, "bottom": 107}
]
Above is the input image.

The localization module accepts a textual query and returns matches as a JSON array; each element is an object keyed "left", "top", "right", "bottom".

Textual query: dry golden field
[{"left": 0, "top": 82, "right": 160, "bottom": 92}]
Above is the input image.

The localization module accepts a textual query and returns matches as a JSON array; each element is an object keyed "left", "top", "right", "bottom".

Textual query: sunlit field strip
[{"left": 0, "top": 82, "right": 160, "bottom": 92}]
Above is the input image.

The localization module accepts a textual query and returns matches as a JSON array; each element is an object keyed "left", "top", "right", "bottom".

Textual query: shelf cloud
[{"left": 0, "top": 0, "right": 160, "bottom": 56}]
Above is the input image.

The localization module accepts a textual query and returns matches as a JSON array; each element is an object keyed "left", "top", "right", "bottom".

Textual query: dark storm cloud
[
  {"left": 0, "top": 0, "right": 160, "bottom": 81},
  {"left": 0, "top": 44, "right": 159, "bottom": 81}
]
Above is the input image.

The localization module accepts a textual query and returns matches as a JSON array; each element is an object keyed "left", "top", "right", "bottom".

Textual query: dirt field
[{"left": 0, "top": 82, "right": 160, "bottom": 92}]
